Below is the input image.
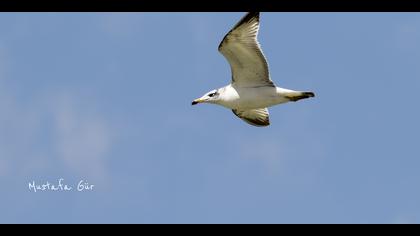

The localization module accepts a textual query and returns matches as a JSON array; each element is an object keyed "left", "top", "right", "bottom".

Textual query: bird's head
[{"left": 192, "top": 89, "right": 220, "bottom": 105}]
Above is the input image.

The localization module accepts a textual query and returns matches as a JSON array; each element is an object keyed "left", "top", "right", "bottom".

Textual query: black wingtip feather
[{"left": 232, "top": 12, "right": 260, "bottom": 30}]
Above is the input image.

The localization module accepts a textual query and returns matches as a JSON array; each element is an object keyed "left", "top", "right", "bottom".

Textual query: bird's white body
[{"left": 216, "top": 84, "right": 300, "bottom": 110}]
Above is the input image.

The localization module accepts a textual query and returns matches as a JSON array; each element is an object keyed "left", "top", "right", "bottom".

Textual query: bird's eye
[{"left": 208, "top": 92, "right": 216, "bottom": 97}]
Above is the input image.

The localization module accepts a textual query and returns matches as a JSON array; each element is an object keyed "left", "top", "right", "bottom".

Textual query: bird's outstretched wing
[
  {"left": 232, "top": 108, "right": 270, "bottom": 127},
  {"left": 218, "top": 12, "right": 275, "bottom": 88}
]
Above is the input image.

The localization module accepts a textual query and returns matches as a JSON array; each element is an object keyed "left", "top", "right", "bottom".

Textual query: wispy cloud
[
  {"left": 0, "top": 16, "right": 117, "bottom": 184},
  {"left": 0, "top": 86, "right": 113, "bottom": 181},
  {"left": 0, "top": 85, "right": 45, "bottom": 177},
  {"left": 50, "top": 93, "right": 112, "bottom": 181}
]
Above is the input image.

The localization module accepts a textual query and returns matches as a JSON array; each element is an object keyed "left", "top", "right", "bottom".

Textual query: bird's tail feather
[{"left": 286, "top": 91, "right": 315, "bottom": 102}]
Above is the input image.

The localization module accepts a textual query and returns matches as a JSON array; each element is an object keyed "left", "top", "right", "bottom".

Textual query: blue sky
[{"left": 0, "top": 12, "right": 420, "bottom": 223}]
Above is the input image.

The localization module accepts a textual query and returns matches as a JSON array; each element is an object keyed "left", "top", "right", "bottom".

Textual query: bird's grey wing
[
  {"left": 232, "top": 108, "right": 270, "bottom": 127},
  {"left": 218, "top": 12, "right": 275, "bottom": 88}
]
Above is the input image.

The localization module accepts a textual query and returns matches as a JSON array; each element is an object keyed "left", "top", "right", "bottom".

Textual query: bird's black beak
[{"left": 191, "top": 101, "right": 198, "bottom": 105}]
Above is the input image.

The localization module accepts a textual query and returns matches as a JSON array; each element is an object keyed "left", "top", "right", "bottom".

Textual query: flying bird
[{"left": 192, "top": 12, "right": 315, "bottom": 127}]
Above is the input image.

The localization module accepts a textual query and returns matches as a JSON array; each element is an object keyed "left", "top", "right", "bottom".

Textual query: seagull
[{"left": 192, "top": 12, "right": 315, "bottom": 127}]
